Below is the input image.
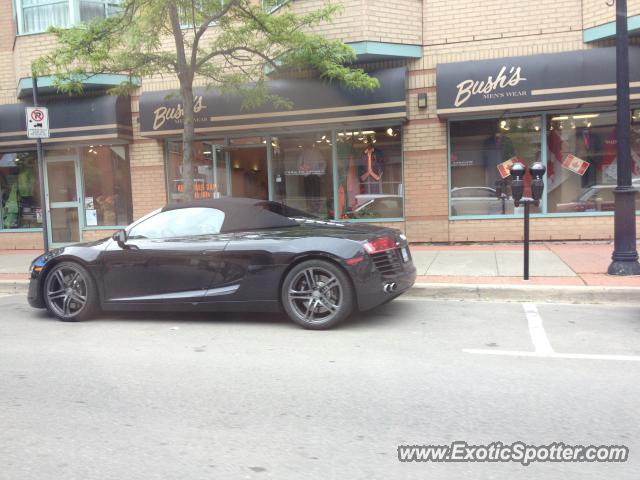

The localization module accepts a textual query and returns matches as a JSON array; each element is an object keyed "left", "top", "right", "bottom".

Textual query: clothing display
[
  {"left": 297, "top": 147, "right": 326, "bottom": 213},
  {"left": 359, "top": 145, "right": 385, "bottom": 194},
  {"left": 297, "top": 147, "right": 326, "bottom": 175},
  {"left": 337, "top": 142, "right": 359, "bottom": 215},
  {"left": 600, "top": 127, "right": 640, "bottom": 182},
  {"left": 547, "top": 128, "right": 563, "bottom": 188},
  {"left": 1, "top": 166, "right": 39, "bottom": 229},
  {"left": 482, "top": 133, "right": 516, "bottom": 188},
  {"left": 574, "top": 128, "right": 602, "bottom": 187}
]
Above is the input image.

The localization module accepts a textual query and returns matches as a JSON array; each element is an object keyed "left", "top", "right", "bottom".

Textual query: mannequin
[
  {"left": 360, "top": 136, "right": 384, "bottom": 194},
  {"left": 297, "top": 142, "right": 326, "bottom": 213},
  {"left": 482, "top": 130, "right": 515, "bottom": 188}
]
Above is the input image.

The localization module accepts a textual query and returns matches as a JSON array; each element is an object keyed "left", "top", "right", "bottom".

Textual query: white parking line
[
  {"left": 463, "top": 303, "right": 640, "bottom": 362},
  {"left": 462, "top": 349, "right": 640, "bottom": 362},
  {"left": 523, "top": 303, "right": 554, "bottom": 354}
]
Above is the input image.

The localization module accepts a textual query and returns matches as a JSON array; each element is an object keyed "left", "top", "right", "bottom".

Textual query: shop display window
[
  {"left": 0, "top": 151, "right": 42, "bottom": 230},
  {"left": 166, "top": 127, "right": 404, "bottom": 221},
  {"left": 81, "top": 145, "right": 133, "bottom": 226},
  {"left": 167, "top": 140, "right": 227, "bottom": 202},
  {"left": 449, "top": 116, "right": 542, "bottom": 216},
  {"left": 271, "top": 132, "right": 333, "bottom": 218},
  {"left": 545, "top": 111, "right": 640, "bottom": 213},
  {"left": 335, "top": 126, "right": 403, "bottom": 219}
]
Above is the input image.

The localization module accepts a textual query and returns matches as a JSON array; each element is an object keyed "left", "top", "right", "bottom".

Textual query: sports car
[{"left": 28, "top": 198, "right": 416, "bottom": 329}]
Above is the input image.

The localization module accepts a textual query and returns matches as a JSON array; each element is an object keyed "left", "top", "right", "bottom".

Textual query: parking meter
[
  {"left": 530, "top": 162, "right": 546, "bottom": 207},
  {"left": 510, "top": 163, "right": 526, "bottom": 207}
]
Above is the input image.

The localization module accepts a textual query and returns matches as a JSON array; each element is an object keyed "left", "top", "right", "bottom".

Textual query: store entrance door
[
  {"left": 44, "top": 152, "right": 82, "bottom": 246},
  {"left": 226, "top": 146, "right": 269, "bottom": 200}
]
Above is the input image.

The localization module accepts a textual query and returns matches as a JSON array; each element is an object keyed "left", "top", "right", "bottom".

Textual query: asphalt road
[{"left": 1, "top": 294, "right": 639, "bottom": 480}]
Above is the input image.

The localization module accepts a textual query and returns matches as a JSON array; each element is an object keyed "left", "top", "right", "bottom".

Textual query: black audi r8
[{"left": 28, "top": 198, "right": 416, "bottom": 329}]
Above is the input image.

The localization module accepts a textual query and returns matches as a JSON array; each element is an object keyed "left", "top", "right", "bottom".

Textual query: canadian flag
[
  {"left": 497, "top": 157, "right": 518, "bottom": 179},
  {"left": 562, "top": 154, "right": 590, "bottom": 176}
]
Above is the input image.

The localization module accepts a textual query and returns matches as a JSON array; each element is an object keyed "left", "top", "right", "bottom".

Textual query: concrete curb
[
  {"left": 2, "top": 279, "right": 639, "bottom": 306},
  {"left": 0, "top": 280, "right": 29, "bottom": 295},
  {"left": 406, "top": 282, "right": 640, "bottom": 305}
]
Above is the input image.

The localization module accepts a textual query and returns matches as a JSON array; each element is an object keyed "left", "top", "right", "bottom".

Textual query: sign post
[{"left": 28, "top": 74, "right": 50, "bottom": 253}]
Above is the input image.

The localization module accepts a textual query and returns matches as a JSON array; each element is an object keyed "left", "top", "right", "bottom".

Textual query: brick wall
[
  {"left": 583, "top": 0, "right": 640, "bottom": 30},
  {"left": 424, "top": 0, "right": 582, "bottom": 47},
  {"left": 289, "top": 0, "right": 422, "bottom": 45}
]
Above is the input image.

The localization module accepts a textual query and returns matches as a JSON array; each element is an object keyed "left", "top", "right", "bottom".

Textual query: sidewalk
[
  {"left": 1, "top": 243, "right": 640, "bottom": 304},
  {"left": 411, "top": 242, "right": 640, "bottom": 287}
]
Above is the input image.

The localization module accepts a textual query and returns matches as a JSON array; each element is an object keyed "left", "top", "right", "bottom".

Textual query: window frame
[
  {"left": 14, "top": 0, "right": 121, "bottom": 35},
  {"left": 447, "top": 106, "right": 640, "bottom": 220},
  {"left": 262, "top": 0, "right": 290, "bottom": 14}
]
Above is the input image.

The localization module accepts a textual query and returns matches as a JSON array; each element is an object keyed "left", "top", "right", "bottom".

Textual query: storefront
[
  {"left": 139, "top": 67, "right": 407, "bottom": 222},
  {"left": 437, "top": 47, "right": 640, "bottom": 221},
  {"left": 0, "top": 94, "right": 134, "bottom": 246}
]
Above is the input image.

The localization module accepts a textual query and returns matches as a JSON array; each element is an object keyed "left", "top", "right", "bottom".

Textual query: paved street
[{"left": 1, "top": 294, "right": 639, "bottom": 480}]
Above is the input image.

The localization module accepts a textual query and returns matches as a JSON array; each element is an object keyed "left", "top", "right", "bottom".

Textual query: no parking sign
[{"left": 25, "top": 106, "right": 50, "bottom": 138}]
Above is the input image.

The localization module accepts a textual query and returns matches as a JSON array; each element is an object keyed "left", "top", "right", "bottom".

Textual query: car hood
[{"left": 31, "top": 237, "right": 112, "bottom": 268}]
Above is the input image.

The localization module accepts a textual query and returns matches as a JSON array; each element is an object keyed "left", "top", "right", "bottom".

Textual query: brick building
[{"left": 1, "top": 0, "right": 640, "bottom": 249}]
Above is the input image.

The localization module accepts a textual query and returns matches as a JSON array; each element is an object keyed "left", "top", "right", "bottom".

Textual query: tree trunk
[{"left": 181, "top": 83, "right": 195, "bottom": 201}]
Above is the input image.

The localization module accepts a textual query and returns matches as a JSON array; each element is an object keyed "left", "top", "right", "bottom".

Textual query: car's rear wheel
[
  {"left": 281, "top": 259, "right": 354, "bottom": 330},
  {"left": 43, "top": 262, "right": 98, "bottom": 322}
]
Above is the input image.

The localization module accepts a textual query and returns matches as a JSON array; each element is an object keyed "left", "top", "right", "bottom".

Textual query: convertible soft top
[{"left": 162, "top": 197, "right": 301, "bottom": 233}]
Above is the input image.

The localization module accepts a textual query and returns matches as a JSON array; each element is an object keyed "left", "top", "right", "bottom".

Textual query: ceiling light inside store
[
  {"left": 573, "top": 114, "right": 599, "bottom": 119},
  {"left": 551, "top": 116, "right": 569, "bottom": 121},
  {"left": 534, "top": 125, "right": 540, "bottom": 131}
]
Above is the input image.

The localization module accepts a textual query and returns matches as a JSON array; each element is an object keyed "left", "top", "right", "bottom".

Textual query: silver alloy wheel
[
  {"left": 46, "top": 265, "right": 88, "bottom": 319},
  {"left": 288, "top": 267, "right": 343, "bottom": 324}
]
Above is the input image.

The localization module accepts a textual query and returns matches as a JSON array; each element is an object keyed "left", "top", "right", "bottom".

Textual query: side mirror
[{"left": 112, "top": 229, "right": 128, "bottom": 248}]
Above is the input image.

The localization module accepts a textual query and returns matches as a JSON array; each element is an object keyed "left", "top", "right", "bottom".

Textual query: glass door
[
  {"left": 44, "top": 151, "right": 82, "bottom": 246},
  {"left": 210, "top": 144, "right": 229, "bottom": 198},
  {"left": 226, "top": 145, "right": 269, "bottom": 200}
]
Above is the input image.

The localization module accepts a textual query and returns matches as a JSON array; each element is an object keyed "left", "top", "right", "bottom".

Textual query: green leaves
[{"left": 34, "top": 0, "right": 378, "bottom": 105}]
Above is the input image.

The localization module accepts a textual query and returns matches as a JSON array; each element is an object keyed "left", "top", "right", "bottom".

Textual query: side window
[{"left": 128, "top": 208, "right": 225, "bottom": 239}]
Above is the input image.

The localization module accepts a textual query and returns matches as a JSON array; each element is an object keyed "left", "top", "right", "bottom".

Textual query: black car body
[{"left": 28, "top": 198, "right": 415, "bottom": 329}]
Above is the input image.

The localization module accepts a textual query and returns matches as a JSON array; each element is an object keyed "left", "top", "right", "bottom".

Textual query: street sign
[{"left": 25, "top": 106, "right": 50, "bottom": 139}]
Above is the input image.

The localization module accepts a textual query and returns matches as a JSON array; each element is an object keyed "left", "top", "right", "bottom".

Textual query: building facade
[{"left": 1, "top": 0, "right": 640, "bottom": 249}]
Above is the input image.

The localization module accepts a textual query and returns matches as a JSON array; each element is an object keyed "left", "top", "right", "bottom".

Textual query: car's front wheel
[
  {"left": 43, "top": 262, "right": 98, "bottom": 322},
  {"left": 281, "top": 259, "right": 355, "bottom": 330}
]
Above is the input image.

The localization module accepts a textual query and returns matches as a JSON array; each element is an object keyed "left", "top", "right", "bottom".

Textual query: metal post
[
  {"left": 608, "top": 0, "right": 640, "bottom": 275},
  {"left": 32, "top": 74, "right": 49, "bottom": 253},
  {"left": 524, "top": 201, "right": 530, "bottom": 281}
]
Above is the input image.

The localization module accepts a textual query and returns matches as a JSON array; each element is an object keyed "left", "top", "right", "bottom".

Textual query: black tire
[
  {"left": 281, "top": 259, "right": 355, "bottom": 330},
  {"left": 43, "top": 261, "right": 98, "bottom": 322}
]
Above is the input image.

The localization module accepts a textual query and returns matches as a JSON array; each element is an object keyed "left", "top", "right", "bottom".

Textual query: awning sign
[
  {"left": 25, "top": 107, "right": 50, "bottom": 139},
  {"left": 562, "top": 154, "right": 590, "bottom": 176}
]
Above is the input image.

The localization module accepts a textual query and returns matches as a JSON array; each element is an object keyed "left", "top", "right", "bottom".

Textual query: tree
[{"left": 33, "top": 0, "right": 379, "bottom": 200}]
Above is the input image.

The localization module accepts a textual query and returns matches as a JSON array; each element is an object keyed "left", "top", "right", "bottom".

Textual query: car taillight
[{"left": 363, "top": 235, "right": 396, "bottom": 254}]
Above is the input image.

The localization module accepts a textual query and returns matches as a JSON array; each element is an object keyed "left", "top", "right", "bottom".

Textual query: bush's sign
[
  {"left": 454, "top": 66, "right": 527, "bottom": 108},
  {"left": 436, "top": 47, "right": 640, "bottom": 116},
  {"left": 138, "top": 68, "right": 407, "bottom": 136}
]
